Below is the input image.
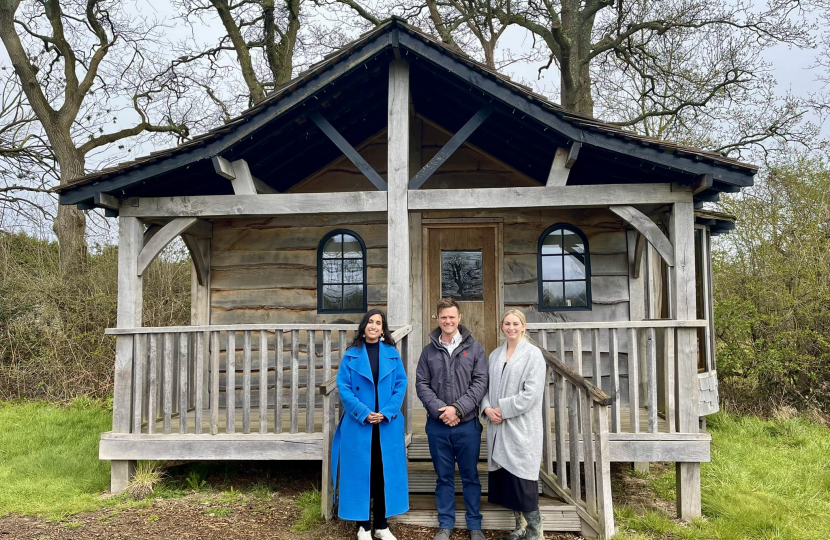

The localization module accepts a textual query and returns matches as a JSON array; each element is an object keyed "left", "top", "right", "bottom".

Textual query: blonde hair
[{"left": 500, "top": 308, "right": 528, "bottom": 341}]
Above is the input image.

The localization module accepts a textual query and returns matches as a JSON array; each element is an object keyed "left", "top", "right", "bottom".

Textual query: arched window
[
  {"left": 537, "top": 224, "right": 591, "bottom": 311},
  {"left": 318, "top": 230, "right": 367, "bottom": 313}
]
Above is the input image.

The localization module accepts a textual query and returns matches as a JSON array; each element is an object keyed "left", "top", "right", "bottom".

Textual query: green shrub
[
  {"left": 0, "top": 232, "right": 190, "bottom": 401},
  {"left": 715, "top": 153, "right": 830, "bottom": 412}
]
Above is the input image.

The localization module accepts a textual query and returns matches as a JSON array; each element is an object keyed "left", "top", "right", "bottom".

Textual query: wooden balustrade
[
  {"left": 105, "top": 324, "right": 361, "bottom": 436},
  {"left": 528, "top": 320, "right": 707, "bottom": 436}
]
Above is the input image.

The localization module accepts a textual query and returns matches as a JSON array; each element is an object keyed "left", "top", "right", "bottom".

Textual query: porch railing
[
  {"left": 319, "top": 324, "right": 413, "bottom": 520},
  {"left": 528, "top": 335, "right": 615, "bottom": 539},
  {"left": 104, "top": 323, "right": 374, "bottom": 436},
  {"left": 528, "top": 320, "right": 707, "bottom": 435}
]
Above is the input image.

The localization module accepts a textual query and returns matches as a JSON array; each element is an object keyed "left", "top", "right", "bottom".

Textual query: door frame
[{"left": 421, "top": 218, "right": 504, "bottom": 347}]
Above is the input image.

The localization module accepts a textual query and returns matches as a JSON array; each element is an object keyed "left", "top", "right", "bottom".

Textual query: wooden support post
[
  {"left": 670, "top": 201, "right": 702, "bottom": 519},
  {"left": 112, "top": 216, "right": 143, "bottom": 493},
  {"left": 387, "top": 59, "right": 410, "bottom": 328}
]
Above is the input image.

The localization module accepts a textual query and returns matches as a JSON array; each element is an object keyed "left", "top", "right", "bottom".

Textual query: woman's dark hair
[{"left": 350, "top": 309, "right": 396, "bottom": 348}]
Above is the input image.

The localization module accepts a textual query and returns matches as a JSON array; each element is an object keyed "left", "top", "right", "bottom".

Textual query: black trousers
[{"left": 358, "top": 424, "right": 387, "bottom": 531}]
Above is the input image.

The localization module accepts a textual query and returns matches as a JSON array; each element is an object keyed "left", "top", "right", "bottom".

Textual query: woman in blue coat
[{"left": 331, "top": 309, "right": 409, "bottom": 540}]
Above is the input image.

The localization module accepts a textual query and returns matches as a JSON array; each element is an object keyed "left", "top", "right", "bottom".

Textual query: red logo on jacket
[{"left": 463, "top": 351, "right": 467, "bottom": 356}]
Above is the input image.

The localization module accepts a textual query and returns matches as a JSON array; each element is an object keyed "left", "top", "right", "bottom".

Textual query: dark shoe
[
  {"left": 497, "top": 511, "right": 526, "bottom": 540},
  {"left": 470, "top": 530, "right": 486, "bottom": 540},
  {"left": 434, "top": 528, "right": 452, "bottom": 540},
  {"left": 520, "top": 510, "right": 542, "bottom": 540}
]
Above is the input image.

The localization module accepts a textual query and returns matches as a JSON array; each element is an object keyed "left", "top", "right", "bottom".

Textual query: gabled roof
[{"left": 57, "top": 17, "right": 756, "bottom": 207}]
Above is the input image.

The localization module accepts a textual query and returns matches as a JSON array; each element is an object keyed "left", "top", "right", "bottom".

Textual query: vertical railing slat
[
  {"left": 307, "top": 330, "right": 316, "bottom": 433},
  {"left": 163, "top": 333, "right": 174, "bottom": 435},
  {"left": 646, "top": 327, "right": 658, "bottom": 433},
  {"left": 539, "top": 331, "right": 554, "bottom": 476},
  {"left": 274, "top": 330, "right": 284, "bottom": 434},
  {"left": 609, "top": 328, "right": 621, "bottom": 433},
  {"left": 557, "top": 330, "right": 566, "bottom": 369},
  {"left": 194, "top": 331, "right": 205, "bottom": 434},
  {"left": 210, "top": 331, "right": 220, "bottom": 435},
  {"left": 554, "top": 371, "right": 568, "bottom": 490},
  {"left": 627, "top": 327, "right": 640, "bottom": 433},
  {"left": 259, "top": 330, "right": 268, "bottom": 434},
  {"left": 290, "top": 329, "right": 299, "bottom": 434},
  {"left": 568, "top": 383, "right": 581, "bottom": 503},
  {"left": 226, "top": 331, "right": 236, "bottom": 434},
  {"left": 580, "top": 389, "right": 597, "bottom": 516},
  {"left": 147, "top": 334, "right": 158, "bottom": 435},
  {"left": 179, "top": 332, "right": 189, "bottom": 434},
  {"left": 242, "top": 330, "right": 252, "bottom": 434},
  {"left": 573, "top": 329, "right": 583, "bottom": 376},
  {"left": 591, "top": 328, "right": 602, "bottom": 393},
  {"left": 665, "top": 327, "right": 676, "bottom": 433},
  {"left": 132, "top": 334, "right": 145, "bottom": 434},
  {"left": 593, "top": 403, "right": 616, "bottom": 539}
]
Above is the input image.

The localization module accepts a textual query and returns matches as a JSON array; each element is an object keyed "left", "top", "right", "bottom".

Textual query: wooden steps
[
  {"left": 408, "top": 436, "right": 487, "bottom": 461},
  {"left": 389, "top": 495, "right": 581, "bottom": 531},
  {"left": 406, "top": 462, "right": 542, "bottom": 494}
]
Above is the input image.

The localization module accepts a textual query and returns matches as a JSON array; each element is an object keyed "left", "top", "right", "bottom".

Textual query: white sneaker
[
  {"left": 358, "top": 526, "right": 372, "bottom": 540},
  {"left": 374, "top": 528, "right": 398, "bottom": 540}
]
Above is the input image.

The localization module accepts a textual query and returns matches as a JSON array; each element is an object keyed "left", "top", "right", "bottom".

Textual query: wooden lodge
[{"left": 57, "top": 18, "right": 755, "bottom": 539}]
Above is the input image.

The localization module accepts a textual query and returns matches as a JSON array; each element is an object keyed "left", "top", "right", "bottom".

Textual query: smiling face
[
  {"left": 501, "top": 313, "right": 525, "bottom": 343},
  {"left": 364, "top": 313, "right": 384, "bottom": 343},
  {"left": 437, "top": 306, "right": 461, "bottom": 340}
]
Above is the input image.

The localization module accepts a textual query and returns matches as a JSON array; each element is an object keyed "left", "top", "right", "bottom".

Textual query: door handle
[{"left": 431, "top": 315, "right": 437, "bottom": 319}]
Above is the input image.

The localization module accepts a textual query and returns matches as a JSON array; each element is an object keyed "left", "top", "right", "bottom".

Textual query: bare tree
[{"left": 0, "top": 0, "right": 195, "bottom": 274}]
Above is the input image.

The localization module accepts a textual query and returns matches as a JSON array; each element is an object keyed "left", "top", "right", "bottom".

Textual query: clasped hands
[
  {"left": 484, "top": 406, "right": 503, "bottom": 425},
  {"left": 366, "top": 412, "right": 385, "bottom": 424},
  {"left": 437, "top": 405, "right": 460, "bottom": 427}
]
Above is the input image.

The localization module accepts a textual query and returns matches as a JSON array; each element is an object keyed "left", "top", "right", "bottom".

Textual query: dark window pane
[
  {"left": 322, "top": 260, "right": 342, "bottom": 284},
  {"left": 541, "top": 230, "right": 563, "bottom": 255},
  {"left": 342, "top": 234, "right": 362, "bottom": 258},
  {"left": 542, "top": 255, "right": 563, "bottom": 281},
  {"left": 343, "top": 259, "right": 363, "bottom": 283},
  {"left": 564, "top": 281, "right": 588, "bottom": 307},
  {"left": 322, "top": 285, "right": 342, "bottom": 310},
  {"left": 343, "top": 284, "right": 363, "bottom": 309},
  {"left": 323, "top": 235, "right": 342, "bottom": 258},
  {"left": 563, "top": 254, "right": 586, "bottom": 279},
  {"left": 563, "top": 230, "right": 584, "bottom": 254},
  {"left": 542, "top": 282, "right": 564, "bottom": 308}
]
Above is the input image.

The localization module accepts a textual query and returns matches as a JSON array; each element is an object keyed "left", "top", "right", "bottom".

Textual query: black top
[{"left": 366, "top": 341, "right": 380, "bottom": 411}]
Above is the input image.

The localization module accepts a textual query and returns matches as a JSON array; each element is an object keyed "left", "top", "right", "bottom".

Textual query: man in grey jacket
[{"left": 416, "top": 298, "right": 488, "bottom": 540}]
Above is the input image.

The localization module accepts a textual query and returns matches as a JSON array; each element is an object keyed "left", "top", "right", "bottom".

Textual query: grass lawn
[
  {"left": 1, "top": 400, "right": 828, "bottom": 539},
  {"left": 616, "top": 412, "right": 830, "bottom": 540},
  {"left": 0, "top": 399, "right": 113, "bottom": 519}
]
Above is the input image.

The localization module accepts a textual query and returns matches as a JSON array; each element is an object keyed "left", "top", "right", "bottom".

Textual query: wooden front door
[{"left": 423, "top": 225, "right": 499, "bottom": 354}]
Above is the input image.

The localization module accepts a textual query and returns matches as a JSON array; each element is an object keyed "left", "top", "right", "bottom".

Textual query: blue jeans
[{"left": 425, "top": 416, "right": 483, "bottom": 530}]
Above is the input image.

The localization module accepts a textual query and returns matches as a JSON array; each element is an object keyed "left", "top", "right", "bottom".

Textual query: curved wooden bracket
[
  {"left": 610, "top": 205, "right": 675, "bottom": 267},
  {"left": 137, "top": 218, "right": 212, "bottom": 277},
  {"left": 182, "top": 233, "right": 210, "bottom": 286}
]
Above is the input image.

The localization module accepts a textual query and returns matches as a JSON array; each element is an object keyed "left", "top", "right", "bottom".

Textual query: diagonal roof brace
[
  {"left": 309, "top": 111, "right": 388, "bottom": 191},
  {"left": 409, "top": 105, "right": 492, "bottom": 189}
]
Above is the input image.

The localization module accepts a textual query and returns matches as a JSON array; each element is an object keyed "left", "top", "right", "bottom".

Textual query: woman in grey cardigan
[{"left": 480, "top": 309, "right": 546, "bottom": 540}]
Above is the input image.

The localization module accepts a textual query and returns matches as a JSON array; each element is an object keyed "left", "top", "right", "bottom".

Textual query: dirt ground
[{"left": 0, "top": 462, "right": 668, "bottom": 540}]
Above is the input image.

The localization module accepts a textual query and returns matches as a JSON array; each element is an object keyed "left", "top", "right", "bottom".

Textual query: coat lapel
[
  {"left": 346, "top": 345, "right": 374, "bottom": 383},
  {"left": 378, "top": 343, "right": 399, "bottom": 381}
]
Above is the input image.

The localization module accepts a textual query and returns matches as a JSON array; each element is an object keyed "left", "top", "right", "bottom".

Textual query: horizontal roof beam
[
  {"left": 408, "top": 184, "right": 692, "bottom": 210},
  {"left": 120, "top": 191, "right": 388, "bottom": 218}
]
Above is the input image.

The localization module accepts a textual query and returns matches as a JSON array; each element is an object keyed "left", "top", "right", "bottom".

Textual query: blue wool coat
[{"left": 331, "top": 342, "right": 410, "bottom": 521}]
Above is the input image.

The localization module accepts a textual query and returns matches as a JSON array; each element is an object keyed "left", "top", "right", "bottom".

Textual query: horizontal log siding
[{"left": 210, "top": 214, "right": 388, "bottom": 325}]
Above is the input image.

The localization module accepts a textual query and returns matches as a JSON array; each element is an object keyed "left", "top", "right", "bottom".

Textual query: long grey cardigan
[{"left": 479, "top": 339, "right": 547, "bottom": 481}]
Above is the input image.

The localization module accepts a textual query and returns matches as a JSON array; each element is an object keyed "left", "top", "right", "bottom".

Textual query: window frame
[
  {"left": 537, "top": 223, "right": 592, "bottom": 312},
  {"left": 317, "top": 229, "right": 368, "bottom": 314}
]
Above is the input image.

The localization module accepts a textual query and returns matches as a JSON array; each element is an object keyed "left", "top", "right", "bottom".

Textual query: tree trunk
[
  {"left": 559, "top": 2, "right": 595, "bottom": 117},
  {"left": 560, "top": 60, "right": 594, "bottom": 117},
  {"left": 52, "top": 143, "right": 87, "bottom": 276}
]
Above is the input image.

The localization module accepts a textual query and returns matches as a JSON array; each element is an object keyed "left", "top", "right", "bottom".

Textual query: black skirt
[{"left": 487, "top": 468, "right": 539, "bottom": 512}]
